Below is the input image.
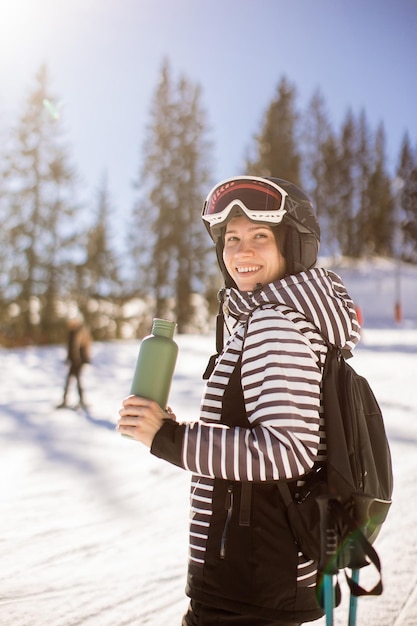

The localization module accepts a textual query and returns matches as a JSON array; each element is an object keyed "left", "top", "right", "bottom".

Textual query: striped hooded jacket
[{"left": 151, "top": 268, "right": 360, "bottom": 623}]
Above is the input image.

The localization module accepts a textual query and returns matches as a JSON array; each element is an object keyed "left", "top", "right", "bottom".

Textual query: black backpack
[{"left": 278, "top": 343, "right": 393, "bottom": 603}]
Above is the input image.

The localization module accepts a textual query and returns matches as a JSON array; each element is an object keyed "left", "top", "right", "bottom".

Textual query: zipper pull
[
  {"left": 221, "top": 485, "right": 234, "bottom": 560},
  {"left": 225, "top": 484, "right": 233, "bottom": 510}
]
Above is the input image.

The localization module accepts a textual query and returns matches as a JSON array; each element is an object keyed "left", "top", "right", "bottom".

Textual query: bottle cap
[{"left": 152, "top": 318, "right": 176, "bottom": 339}]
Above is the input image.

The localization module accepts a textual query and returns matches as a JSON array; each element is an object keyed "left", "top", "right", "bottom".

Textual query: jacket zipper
[{"left": 220, "top": 484, "right": 233, "bottom": 559}]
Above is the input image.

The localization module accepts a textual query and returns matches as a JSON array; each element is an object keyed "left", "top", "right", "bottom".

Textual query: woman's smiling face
[{"left": 222, "top": 215, "right": 286, "bottom": 291}]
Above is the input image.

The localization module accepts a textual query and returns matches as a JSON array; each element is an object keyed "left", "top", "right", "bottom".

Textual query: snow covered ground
[{"left": 1, "top": 261, "right": 417, "bottom": 625}]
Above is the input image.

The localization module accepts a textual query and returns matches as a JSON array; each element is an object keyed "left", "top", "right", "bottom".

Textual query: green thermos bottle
[{"left": 130, "top": 318, "right": 178, "bottom": 408}]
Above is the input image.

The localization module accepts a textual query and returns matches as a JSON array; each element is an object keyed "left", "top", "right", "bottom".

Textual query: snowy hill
[{"left": 320, "top": 256, "right": 417, "bottom": 329}]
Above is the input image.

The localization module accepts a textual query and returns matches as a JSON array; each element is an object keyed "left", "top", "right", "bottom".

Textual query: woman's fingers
[{"left": 116, "top": 395, "right": 172, "bottom": 447}]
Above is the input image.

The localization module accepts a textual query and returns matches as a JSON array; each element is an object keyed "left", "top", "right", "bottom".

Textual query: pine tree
[
  {"left": 79, "top": 174, "right": 121, "bottom": 299},
  {"left": 246, "top": 76, "right": 301, "bottom": 183},
  {"left": 172, "top": 76, "right": 213, "bottom": 331},
  {"left": 398, "top": 133, "right": 417, "bottom": 262},
  {"left": 321, "top": 133, "right": 343, "bottom": 257},
  {"left": 130, "top": 59, "right": 176, "bottom": 311},
  {"left": 337, "top": 110, "right": 357, "bottom": 256},
  {"left": 302, "top": 88, "right": 334, "bottom": 253},
  {"left": 70, "top": 174, "right": 122, "bottom": 339},
  {"left": 3, "top": 65, "right": 81, "bottom": 342},
  {"left": 129, "top": 59, "right": 213, "bottom": 332},
  {"left": 363, "top": 123, "right": 395, "bottom": 256},
  {"left": 302, "top": 88, "right": 332, "bottom": 215},
  {"left": 355, "top": 110, "right": 373, "bottom": 256}
]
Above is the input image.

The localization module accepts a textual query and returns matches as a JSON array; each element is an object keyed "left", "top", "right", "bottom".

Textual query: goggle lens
[{"left": 206, "top": 181, "right": 282, "bottom": 214}]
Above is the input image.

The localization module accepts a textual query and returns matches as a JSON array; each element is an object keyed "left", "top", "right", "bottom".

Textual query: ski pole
[
  {"left": 323, "top": 574, "right": 335, "bottom": 626},
  {"left": 348, "top": 569, "right": 359, "bottom": 626}
]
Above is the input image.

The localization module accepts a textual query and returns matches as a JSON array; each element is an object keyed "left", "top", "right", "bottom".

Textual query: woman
[{"left": 117, "top": 176, "right": 361, "bottom": 625}]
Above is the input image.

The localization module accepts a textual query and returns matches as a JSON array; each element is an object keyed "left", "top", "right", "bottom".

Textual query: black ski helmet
[
  {"left": 267, "top": 176, "right": 320, "bottom": 275},
  {"left": 202, "top": 176, "right": 320, "bottom": 287}
]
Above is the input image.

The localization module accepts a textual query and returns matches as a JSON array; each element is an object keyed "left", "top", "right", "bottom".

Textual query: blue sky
[{"left": 1, "top": 0, "right": 416, "bottom": 218}]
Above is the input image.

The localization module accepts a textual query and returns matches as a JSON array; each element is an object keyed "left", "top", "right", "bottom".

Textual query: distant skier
[{"left": 57, "top": 313, "right": 91, "bottom": 409}]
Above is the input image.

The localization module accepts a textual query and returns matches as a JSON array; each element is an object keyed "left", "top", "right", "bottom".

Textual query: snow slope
[
  {"left": 320, "top": 257, "right": 417, "bottom": 329},
  {"left": 1, "top": 261, "right": 417, "bottom": 625}
]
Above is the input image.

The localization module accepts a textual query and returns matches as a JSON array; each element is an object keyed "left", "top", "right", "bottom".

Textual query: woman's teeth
[{"left": 237, "top": 266, "right": 260, "bottom": 273}]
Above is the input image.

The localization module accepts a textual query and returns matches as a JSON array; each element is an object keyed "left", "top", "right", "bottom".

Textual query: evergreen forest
[{"left": 1, "top": 60, "right": 416, "bottom": 345}]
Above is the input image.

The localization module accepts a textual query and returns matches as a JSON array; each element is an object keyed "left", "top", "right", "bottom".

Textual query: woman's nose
[{"left": 235, "top": 238, "right": 254, "bottom": 255}]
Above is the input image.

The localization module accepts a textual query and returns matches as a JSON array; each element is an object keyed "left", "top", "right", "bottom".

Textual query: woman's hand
[{"left": 117, "top": 396, "right": 176, "bottom": 448}]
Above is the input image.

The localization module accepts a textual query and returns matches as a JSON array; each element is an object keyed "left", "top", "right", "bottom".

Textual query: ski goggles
[{"left": 202, "top": 176, "right": 288, "bottom": 239}]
